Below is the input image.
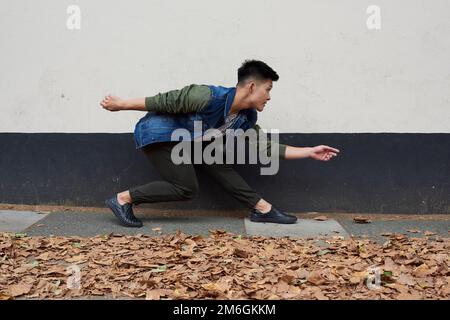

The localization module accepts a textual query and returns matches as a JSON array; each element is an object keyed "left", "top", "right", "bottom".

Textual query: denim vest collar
[{"left": 224, "top": 87, "right": 236, "bottom": 118}]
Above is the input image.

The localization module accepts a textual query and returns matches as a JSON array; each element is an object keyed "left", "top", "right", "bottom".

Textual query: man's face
[{"left": 248, "top": 79, "right": 273, "bottom": 112}]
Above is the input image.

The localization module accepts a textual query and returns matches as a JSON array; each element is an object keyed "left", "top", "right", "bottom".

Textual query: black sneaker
[
  {"left": 250, "top": 207, "right": 297, "bottom": 224},
  {"left": 105, "top": 196, "right": 143, "bottom": 228},
  {"left": 277, "top": 210, "right": 297, "bottom": 219}
]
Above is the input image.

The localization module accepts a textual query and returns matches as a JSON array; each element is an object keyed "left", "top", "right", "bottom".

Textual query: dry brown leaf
[
  {"left": 41, "top": 265, "right": 67, "bottom": 276},
  {"left": 384, "top": 257, "right": 398, "bottom": 272},
  {"left": 349, "top": 276, "right": 361, "bottom": 284},
  {"left": 280, "top": 274, "right": 296, "bottom": 284},
  {"left": 36, "top": 252, "right": 53, "bottom": 261},
  {"left": 209, "top": 229, "right": 227, "bottom": 235},
  {"left": 275, "top": 280, "right": 290, "bottom": 293},
  {"left": 353, "top": 216, "right": 372, "bottom": 224},
  {"left": 9, "top": 283, "right": 33, "bottom": 297},
  {"left": 233, "top": 247, "right": 249, "bottom": 258},
  {"left": 307, "top": 271, "right": 326, "bottom": 286},
  {"left": 145, "top": 289, "right": 162, "bottom": 300},
  {"left": 0, "top": 293, "right": 12, "bottom": 300},
  {"left": 412, "top": 264, "right": 432, "bottom": 277},
  {"left": 180, "top": 247, "right": 194, "bottom": 258},
  {"left": 92, "top": 259, "right": 113, "bottom": 266},
  {"left": 1, "top": 231, "right": 449, "bottom": 300},
  {"left": 397, "top": 273, "right": 416, "bottom": 286},
  {"left": 314, "top": 216, "right": 328, "bottom": 221},
  {"left": 310, "top": 287, "right": 329, "bottom": 300},
  {"left": 296, "top": 269, "right": 310, "bottom": 279},
  {"left": 201, "top": 283, "right": 220, "bottom": 292},
  {"left": 396, "top": 292, "right": 422, "bottom": 300},
  {"left": 65, "top": 255, "right": 88, "bottom": 263}
]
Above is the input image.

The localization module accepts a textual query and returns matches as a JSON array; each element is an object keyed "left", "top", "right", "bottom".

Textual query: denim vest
[{"left": 133, "top": 85, "right": 258, "bottom": 149}]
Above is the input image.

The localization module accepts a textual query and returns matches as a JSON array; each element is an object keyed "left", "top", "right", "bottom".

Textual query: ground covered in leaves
[{"left": 1, "top": 231, "right": 449, "bottom": 300}]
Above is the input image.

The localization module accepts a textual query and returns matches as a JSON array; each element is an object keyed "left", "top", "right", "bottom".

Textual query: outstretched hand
[
  {"left": 309, "top": 145, "right": 340, "bottom": 161},
  {"left": 100, "top": 94, "right": 124, "bottom": 112}
]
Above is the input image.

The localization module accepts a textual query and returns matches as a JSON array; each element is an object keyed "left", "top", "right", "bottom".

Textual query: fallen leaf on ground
[
  {"left": 307, "top": 271, "right": 326, "bottom": 286},
  {"left": 353, "top": 217, "right": 372, "bottom": 224},
  {"left": 233, "top": 247, "right": 249, "bottom": 258},
  {"left": 1, "top": 231, "right": 449, "bottom": 300},
  {"left": 396, "top": 292, "right": 422, "bottom": 300},
  {"left": 397, "top": 273, "right": 416, "bottom": 286},
  {"left": 9, "top": 284, "right": 33, "bottom": 297}
]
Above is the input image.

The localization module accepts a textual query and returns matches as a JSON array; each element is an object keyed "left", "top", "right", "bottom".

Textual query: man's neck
[{"left": 229, "top": 86, "right": 252, "bottom": 115}]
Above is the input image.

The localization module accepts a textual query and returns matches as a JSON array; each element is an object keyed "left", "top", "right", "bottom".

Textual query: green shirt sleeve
[
  {"left": 252, "top": 124, "right": 287, "bottom": 160},
  {"left": 145, "top": 84, "right": 212, "bottom": 113}
]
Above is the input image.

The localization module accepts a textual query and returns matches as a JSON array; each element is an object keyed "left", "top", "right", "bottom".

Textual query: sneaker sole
[{"left": 250, "top": 216, "right": 297, "bottom": 224}]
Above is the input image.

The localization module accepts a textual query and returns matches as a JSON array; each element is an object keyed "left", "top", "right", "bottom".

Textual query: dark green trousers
[{"left": 129, "top": 141, "right": 262, "bottom": 209}]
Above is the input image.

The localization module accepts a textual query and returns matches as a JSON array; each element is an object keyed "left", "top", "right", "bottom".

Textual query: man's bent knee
[{"left": 173, "top": 181, "right": 199, "bottom": 200}]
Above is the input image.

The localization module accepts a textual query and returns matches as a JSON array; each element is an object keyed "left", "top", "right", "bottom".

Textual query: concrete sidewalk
[{"left": 1, "top": 210, "right": 449, "bottom": 243}]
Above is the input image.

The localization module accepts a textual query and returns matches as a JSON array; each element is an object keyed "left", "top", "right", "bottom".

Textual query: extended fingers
[
  {"left": 323, "top": 152, "right": 338, "bottom": 161},
  {"left": 324, "top": 146, "right": 340, "bottom": 153}
]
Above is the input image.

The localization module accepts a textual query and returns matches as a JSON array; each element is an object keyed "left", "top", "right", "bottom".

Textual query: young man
[{"left": 100, "top": 60, "right": 340, "bottom": 227}]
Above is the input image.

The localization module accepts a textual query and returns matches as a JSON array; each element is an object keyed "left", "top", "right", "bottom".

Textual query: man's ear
[{"left": 248, "top": 81, "right": 256, "bottom": 94}]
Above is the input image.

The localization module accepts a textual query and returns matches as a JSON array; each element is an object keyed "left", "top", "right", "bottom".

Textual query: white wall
[{"left": 1, "top": 0, "right": 449, "bottom": 133}]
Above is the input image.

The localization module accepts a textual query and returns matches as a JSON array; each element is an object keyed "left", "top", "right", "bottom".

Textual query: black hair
[{"left": 237, "top": 60, "right": 279, "bottom": 85}]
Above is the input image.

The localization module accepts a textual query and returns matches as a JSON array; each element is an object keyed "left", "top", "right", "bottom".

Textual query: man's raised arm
[
  {"left": 100, "top": 84, "right": 211, "bottom": 113},
  {"left": 101, "top": 96, "right": 146, "bottom": 111}
]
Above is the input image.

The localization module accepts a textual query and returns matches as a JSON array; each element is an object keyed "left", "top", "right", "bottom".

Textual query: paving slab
[
  {"left": 244, "top": 218, "right": 350, "bottom": 238},
  {"left": 5, "top": 209, "right": 449, "bottom": 243},
  {"left": 23, "top": 212, "right": 245, "bottom": 237},
  {"left": 0, "top": 210, "right": 48, "bottom": 233},
  {"left": 338, "top": 219, "right": 450, "bottom": 244}
]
